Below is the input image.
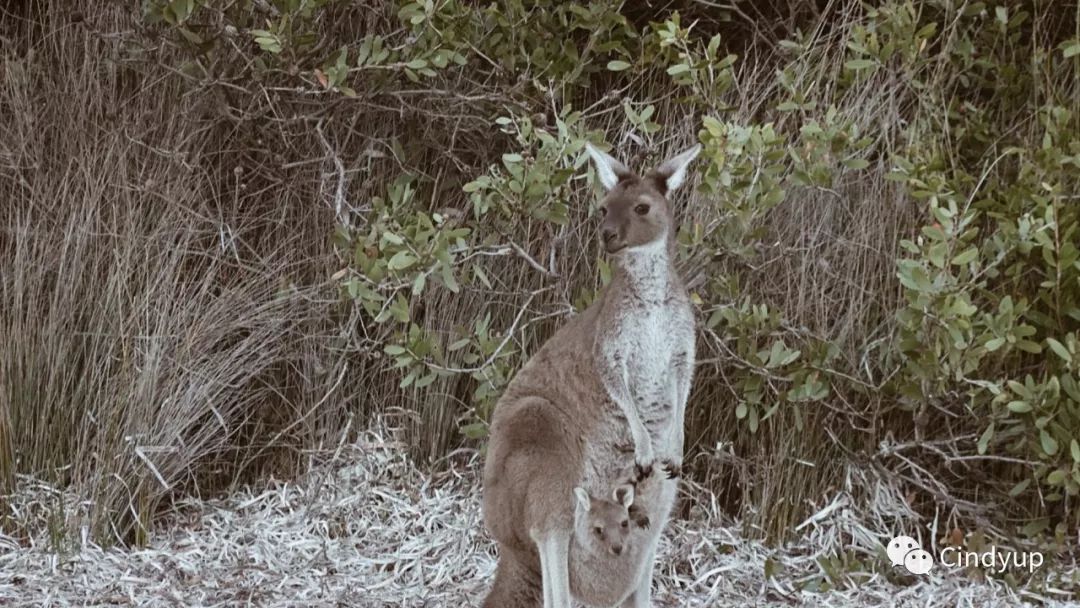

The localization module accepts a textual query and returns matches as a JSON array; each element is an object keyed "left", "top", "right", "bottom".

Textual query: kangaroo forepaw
[
  {"left": 634, "top": 461, "right": 654, "bottom": 484},
  {"left": 660, "top": 459, "right": 682, "bottom": 479},
  {"left": 628, "top": 505, "right": 651, "bottom": 529}
]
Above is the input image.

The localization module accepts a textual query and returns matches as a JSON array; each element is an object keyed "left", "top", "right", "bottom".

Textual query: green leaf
[
  {"left": 441, "top": 263, "right": 460, "bottom": 293},
  {"left": 897, "top": 262, "right": 933, "bottom": 292},
  {"left": 844, "top": 59, "right": 875, "bottom": 70},
  {"left": 1047, "top": 338, "right": 1072, "bottom": 363},
  {"left": 1041, "top": 430, "right": 1059, "bottom": 456},
  {"left": 177, "top": 26, "right": 203, "bottom": 45},
  {"left": 1064, "top": 40, "right": 1080, "bottom": 59},
  {"left": 666, "top": 63, "right": 691, "bottom": 75},
  {"left": 735, "top": 402, "right": 748, "bottom": 419},
  {"left": 764, "top": 557, "right": 782, "bottom": 580},
  {"left": 1016, "top": 340, "right": 1042, "bottom": 354},
  {"left": 977, "top": 423, "right": 994, "bottom": 455},
  {"left": 448, "top": 337, "right": 471, "bottom": 352},
  {"left": 1071, "top": 439, "right": 1080, "bottom": 464},
  {"left": 1020, "top": 518, "right": 1050, "bottom": 537},
  {"left": 411, "top": 273, "right": 426, "bottom": 296},
  {"left": 952, "top": 247, "right": 979, "bottom": 265},
  {"left": 1008, "top": 380, "right": 1033, "bottom": 399},
  {"left": 1006, "top": 400, "right": 1032, "bottom": 413},
  {"left": 388, "top": 250, "right": 417, "bottom": 271},
  {"left": 1008, "top": 478, "right": 1031, "bottom": 497},
  {"left": 473, "top": 265, "right": 493, "bottom": 289},
  {"left": 356, "top": 37, "right": 373, "bottom": 66},
  {"left": 460, "top": 422, "right": 488, "bottom": 439},
  {"left": 415, "top": 372, "right": 438, "bottom": 388},
  {"left": 607, "top": 60, "right": 632, "bottom": 71},
  {"left": 1046, "top": 469, "right": 1068, "bottom": 485}
]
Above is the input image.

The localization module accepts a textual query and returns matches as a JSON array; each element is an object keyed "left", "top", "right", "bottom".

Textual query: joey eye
[
  {"left": 634, "top": 204, "right": 649, "bottom": 216},
  {"left": 593, "top": 527, "right": 603, "bottom": 536},
  {"left": 599, "top": 207, "right": 608, "bottom": 216},
  {"left": 621, "top": 520, "right": 628, "bottom": 529}
]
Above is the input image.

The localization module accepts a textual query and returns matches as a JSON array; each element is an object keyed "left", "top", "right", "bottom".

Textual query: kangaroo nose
[{"left": 611, "top": 545, "right": 623, "bottom": 556}]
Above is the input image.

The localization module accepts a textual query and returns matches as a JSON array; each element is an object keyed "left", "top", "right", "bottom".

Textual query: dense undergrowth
[{"left": 1, "top": 0, "right": 1079, "bottom": 553}]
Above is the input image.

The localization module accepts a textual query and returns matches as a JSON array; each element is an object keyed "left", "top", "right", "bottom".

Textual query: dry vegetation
[
  {"left": 0, "top": 1, "right": 356, "bottom": 544},
  {"left": 2, "top": 0, "right": 1080, "bottom": 599},
  {"left": 3, "top": 423, "right": 1076, "bottom": 606}
]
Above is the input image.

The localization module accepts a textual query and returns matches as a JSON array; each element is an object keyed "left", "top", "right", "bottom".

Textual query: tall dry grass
[{"left": 0, "top": 2, "right": 361, "bottom": 545}]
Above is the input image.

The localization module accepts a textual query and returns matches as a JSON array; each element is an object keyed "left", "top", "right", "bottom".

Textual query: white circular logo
[
  {"left": 888, "top": 535, "right": 933, "bottom": 574},
  {"left": 903, "top": 549, "right": 934, "bottom": 575}
]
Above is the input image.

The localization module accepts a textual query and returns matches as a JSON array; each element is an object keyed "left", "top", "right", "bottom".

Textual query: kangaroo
[
  {"left": 482, "top": 141, "right": 700, "bottom": 608},
  {"left": 569, "top": 480, "right": 658, "bottom": 607}
]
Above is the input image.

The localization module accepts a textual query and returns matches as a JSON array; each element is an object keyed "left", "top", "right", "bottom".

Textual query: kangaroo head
[
  {"left": 573, "top": 484, "right": 636, "bottom": 557},
  {"left": 585, "top": 142, "right": 701, "bottom": 255}
]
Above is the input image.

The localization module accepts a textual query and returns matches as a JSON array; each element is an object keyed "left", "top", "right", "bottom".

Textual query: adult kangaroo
[{"left": 481, "top": 141, "right": 700, "bottom": 608}]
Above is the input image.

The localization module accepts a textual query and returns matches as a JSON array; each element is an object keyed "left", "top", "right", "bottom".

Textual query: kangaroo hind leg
[{"left": 534, "top": 529, "right": 572, "bottom": 608}]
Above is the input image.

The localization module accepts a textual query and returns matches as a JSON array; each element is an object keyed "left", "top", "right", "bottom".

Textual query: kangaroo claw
[
  {"left": 660, "top": 459, "right": 682, "bottom": 479},
  {"left": 634, "top": 461, "right": 654, "bottom": 484},
  {"left": 629, "top": 505, "right": 651, "bottom": 529}
]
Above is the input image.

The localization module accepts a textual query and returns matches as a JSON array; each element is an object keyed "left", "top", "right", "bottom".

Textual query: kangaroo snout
[{"left": 601, "top": 226, "right": 624, "bottom": 253}]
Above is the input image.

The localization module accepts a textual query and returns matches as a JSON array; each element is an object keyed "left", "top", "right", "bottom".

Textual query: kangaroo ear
[
  {"left": 585, "top": 142, "right": 632, "bottom": 191},
  {"left": 573, "top": 487, "right": 591, "bottom": 511},
  {"left": 650, "top": 144, "right": 701, "bottom": 194},
  {"left": 613, "top": 484, "right": 634, "bottom": 507}
]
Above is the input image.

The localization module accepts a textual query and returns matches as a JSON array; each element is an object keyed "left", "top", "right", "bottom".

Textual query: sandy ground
[{"left": 2, "top": 428, "right": 1077, "bottom": 607}]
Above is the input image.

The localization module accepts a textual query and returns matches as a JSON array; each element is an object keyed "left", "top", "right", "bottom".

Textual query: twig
[
  {"left": 507, "top": 239, "right": 559, "bottom": 279},
  {"left": 315, "top": 118, "right": 349, "bottom": 227}
]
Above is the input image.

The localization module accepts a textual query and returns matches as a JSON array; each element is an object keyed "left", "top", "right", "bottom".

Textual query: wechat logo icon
[{"left": 888, "top": 535, "right": 933, "bottom": 575}]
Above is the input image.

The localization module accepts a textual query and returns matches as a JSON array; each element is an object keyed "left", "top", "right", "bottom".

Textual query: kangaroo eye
[
  {"left": 621, "top": 520, "right": 628, "bottom": 529},
  {"left": 634, "top": 204, "right": 649, "bottom": 215},
  {"left": 599, "top": 207, "right": 608, "bottom": 216},
  {"left": 593, "top": 527, "right": 603, "bottom": 536}
]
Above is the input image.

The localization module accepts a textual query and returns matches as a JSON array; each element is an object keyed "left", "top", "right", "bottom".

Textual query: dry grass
[
  {"left": 2, "top": 423, "right": 1076, "bottom": 607},
  {"left": 0, "top": 1, "right": 357, "bottom": 544}
]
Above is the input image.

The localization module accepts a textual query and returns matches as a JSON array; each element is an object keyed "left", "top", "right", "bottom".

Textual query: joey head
[
  {"left": 573, "top": 485, "right": 641, "bottom": 557},
  {"left": 568, "top": 483, "right": 655, "bottom": 607}
]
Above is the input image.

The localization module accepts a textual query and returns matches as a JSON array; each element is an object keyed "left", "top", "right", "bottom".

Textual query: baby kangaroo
[
  {"left": 569, "top": 477, "right": 659, "bottom": 607},
  {"left": 482, "top": 141, "right": 701, "bottom": 608}
]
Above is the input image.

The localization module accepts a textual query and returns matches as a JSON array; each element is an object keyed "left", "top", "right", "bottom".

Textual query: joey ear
[
  {"left": 573, "top": 487, "right": 591, "bottom": 511},
  {"left": 650, "top": 143, "right": 701, "bottom": 194},
  {"left": 585, "top": 142, "right": 632, "bottom": 191},
  {"left": 613, "top": 485, "right": 634, "bottom": 508}
]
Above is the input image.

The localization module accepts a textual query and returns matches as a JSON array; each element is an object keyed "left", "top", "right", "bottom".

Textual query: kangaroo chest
[
  {"left": 602, "top": 300, "right": 693, "bottom": 425},
  {"left": 610, "top": 305, "right": 687, "bottom": 380}
]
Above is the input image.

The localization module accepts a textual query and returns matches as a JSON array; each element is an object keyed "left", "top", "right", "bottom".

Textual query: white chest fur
[{"left": 599, "top": 242, "right": 695, "bottom": 452}]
